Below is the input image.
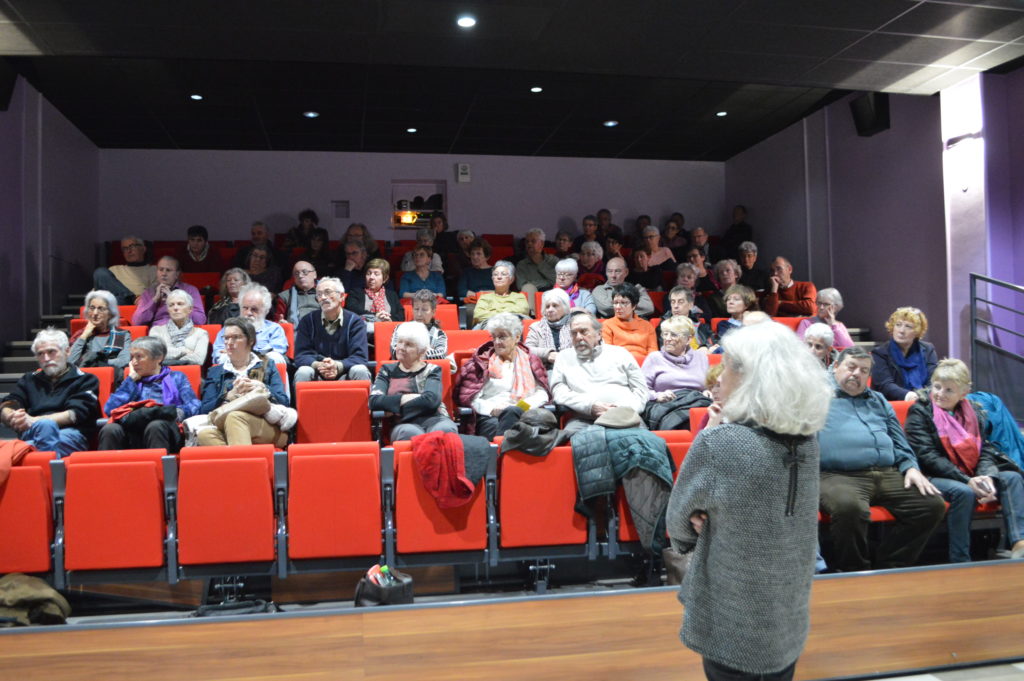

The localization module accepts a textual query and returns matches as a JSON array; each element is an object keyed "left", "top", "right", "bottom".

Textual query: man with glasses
[
  {"left": 294, "top": 277, "right": 371, "bottom": 383},
  {"left": 273, "top": 261, "right": 319, "bottom": 325},
  {"left": 92, "top": 235, "right": 157, "bottom": 305},
  {"left": 592, "top": 257, "right": 654, "bottom": 319}
]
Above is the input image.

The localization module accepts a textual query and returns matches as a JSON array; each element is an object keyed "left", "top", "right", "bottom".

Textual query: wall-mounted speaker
[{"left": 849, "top": 92, "right": 890, "bottom": 137}]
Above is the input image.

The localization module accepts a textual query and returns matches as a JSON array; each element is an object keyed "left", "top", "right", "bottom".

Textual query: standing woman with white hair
[
  {"left": 370, "top": 321, "right": 457, "bottom": 442},
  {"left": 553, "top": 258, "right": 596, "bottom": 314},
  {"left": 69, "top": 289, "right": 131, "bottom": 379},
  {"left": 796, "top": 287, "right": 854, "bottom": 350},
  {"left": 149, "top": 289, "right": 210, "bottom": 365},
  {"left": 666, "top": 322, "right": 833, "bottom": 681}
]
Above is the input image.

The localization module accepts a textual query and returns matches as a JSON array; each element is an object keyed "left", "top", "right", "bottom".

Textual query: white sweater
[{"left": 549, "top": 343, "right": 647, "bottom": 417}]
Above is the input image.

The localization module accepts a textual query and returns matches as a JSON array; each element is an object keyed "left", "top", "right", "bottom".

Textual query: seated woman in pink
[
  {"left": 795, "top": 287, "right": 854, "bottom": 350},
  {"left": 640, "top": 226, "right": 676, "bottom": 270}
]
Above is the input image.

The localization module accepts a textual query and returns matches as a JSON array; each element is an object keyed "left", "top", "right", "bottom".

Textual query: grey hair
[
  {"left": 569, "top": 309, "right": 602, "bottom": 334},
  {"left": 541, "top": 287, "right": 571, "bottom": 311},
  {"left": 165, "top": 289, "right": 193, "bottom": 308},
  {"left": 83, "top": 289, "right": 120, "bottom": 326},
  {"left": 457, "top": 229, "right": 476, "bottom": 239},
  {"left": 415, "top": 227, "right": 435, "bottom": 244},
  {"left": 410, "top": 288, "right": 438, "bottom": 309},
  {"left": 676, "top": 262, "right": 699, "bottom": 278},
  {"left": 738, "top": 241, "right": 758, "bottom": 254},
  {"left": 817, "top": 287, "right": 844, "bottom": 311},
  {"left": 317, "top": 276, "right": 345, "bottom": 295},
  {"left": 238, "top": 283, "right": 272, "bottom": 320},
  {"left": 251, "top": 220, "right": 267, "bottom": 229},
  {"left": 555, "top": 258, "right": 579, "bottom": 275},
  {"left": 660, "top": 315, "right": 695, "bottom": 340},
  {"left": 131, "top": 336, "right": 167, "bottom": 362},
  {"left": 394, "top": 321, "right": 429, "bottom": 352},
  {"left": 580, "top": 241, "right": 603, "bottom": 259},
  {"left": 642, "top": 225, "right": 660, "bottom": 236},
  {"left": 485, "top": 312, "right": 523, "bottom": 340},
  {"left": 493, "top": 259, "right": 516, "bottom": 280},
  {"left": 525, "top": 228, "right": 546, "bottom": 241},
  {"left": 31, "top": 327, "right": 69, "bottom": 354},
  {"left": 803, "top": 322, "right": 834, "bottom": 347},
  {"left": 219, "top": 268, "right": 251, "bottom": 298},
  {"left": 720, "top": 322, "right": 833, "bottom": 436},
  {"left": 714, "top": 259, "right": 742, "bottom": 279}
]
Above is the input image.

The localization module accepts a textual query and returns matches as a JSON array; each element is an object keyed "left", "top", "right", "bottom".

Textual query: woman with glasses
[
  {"left": 640, "top": 225, "right": 676, "bottom": 270},
  {"left": 642, "top": 315, "right": 709, "bottom": 402},
  {"left": 796, "top": 287, "right": 854, "bottom": 350},
  {"left": 553, "top": 259, "right": 596, "bottom": 313}
]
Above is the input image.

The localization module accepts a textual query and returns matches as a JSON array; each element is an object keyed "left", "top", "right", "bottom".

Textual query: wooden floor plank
[{"left": 1, "top": 563, "right": 1022, "bottom": 681}]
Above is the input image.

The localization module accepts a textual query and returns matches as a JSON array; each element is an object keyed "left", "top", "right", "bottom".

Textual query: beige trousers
[{"left": 196, "top": 411, "right": 288, "bottom": 448}]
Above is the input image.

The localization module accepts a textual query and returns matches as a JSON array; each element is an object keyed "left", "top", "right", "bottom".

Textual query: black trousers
[
  {"left": 98, "top": 420, "right": 183, "bottom": 453},
  {"left": 702, "top": 657, "right": 796, "bottom": 681},
  {"left": 475, "top": 406, "right": 525, "bottom": 440}
]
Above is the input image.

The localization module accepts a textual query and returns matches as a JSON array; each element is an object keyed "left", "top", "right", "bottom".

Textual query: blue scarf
[
  {"left": 138, "top": 366, "right": 181, "bottom": 407},
  {"left": 889, "top": 339, "right": 928, "bottom": 390}
]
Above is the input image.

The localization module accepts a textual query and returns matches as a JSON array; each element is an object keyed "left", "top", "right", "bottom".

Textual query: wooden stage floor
[{"left": 2, "top": 561, "right": 1023, "bottom": 681}]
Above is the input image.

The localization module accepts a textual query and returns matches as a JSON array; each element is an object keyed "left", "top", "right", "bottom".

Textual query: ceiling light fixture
[
  {"left": 303, "top": 111, "right": 320, "bottom": 119},
  {"left": 407, "top": 127, "right": 418, "bottom": 133},
  {"left": 456, "top": 15, "right": 477, "bottom": 28},
  {"left": 603, "top": 120, "right": 619, "bottom": 127},
  {"left": 530, "top": 86, "right": 543, "bottom": 93},
  {"left": 716, "top": 111, "right": 728, "bottom": 117},
  {"left": 189, "top": 94, "right": 203, "bottom": 101}
]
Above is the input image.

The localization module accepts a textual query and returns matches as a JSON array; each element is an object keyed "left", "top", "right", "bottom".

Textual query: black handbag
[{"left": 354, "top": 568, "right": 414, "bottom": 607}]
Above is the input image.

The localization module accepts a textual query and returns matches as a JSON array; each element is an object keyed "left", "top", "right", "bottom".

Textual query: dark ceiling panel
[
  {"left": 730, "top": 0, "right": 917, "bottom": 31},
  {"left": 883, "top": 2, "right": 1024, "bottom": 42},
  {"left": 840, "top": 33, "right": 999, "bottom": 65}
]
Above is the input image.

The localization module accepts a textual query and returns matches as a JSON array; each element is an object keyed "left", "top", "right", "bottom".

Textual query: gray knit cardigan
[{"left": 666, "top": 422, "right": 820, "bottom": 674}]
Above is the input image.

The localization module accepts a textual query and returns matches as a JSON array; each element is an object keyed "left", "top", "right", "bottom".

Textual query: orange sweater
[{"left": 602, "top": 316, "right": 658, "bottom": 365}]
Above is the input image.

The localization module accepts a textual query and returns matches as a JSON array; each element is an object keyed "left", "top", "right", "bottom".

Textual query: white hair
[
  {"left": 541, "top": 287, "right": 570, "bottom": 312},
  {"left": 394, "top": 321, "right": 429, "bottom": 352},
  {"left": 580, "top": 241, "right": 603, "bottom": 259},
  {"left": 239, "top": 283, "right": 272, "bottom": 321},
  {"left": 803, "top": 322, "right": 834, "bottom": 347},
  {"left": 131, "top": 336, "right": 167, "bottom": 361},
  {"left": 493, "top": 260, "right": 516, "bottom": 280},
  {"left": 817, "top": 287, "right": 844, "bottom": 311},
  {"left": 32, "top": 327, "right": 69, "bottom": 354},
  {"left": 738, "top": 241, "right": 758, "bottom": 254},
  {"left": 485, "top": 312, "right": 523, "bottom": 340},
  {"left": 165, "top": 289, "right": 193, "bottom": 308},
  {"left": 720, "top": 322, "right": 833, "bottom": 436},
  {"left": 525, "top": 228, "right": 546, "bottom": 241},
  {"left": 555, "top": 258, "right": 579, "bottom": 275},
  {"left": 317, "top": 276, "right": 345, "bottom": 295},
  {"left": 83, "top": 289, "right": 120, "bottom": 326}
]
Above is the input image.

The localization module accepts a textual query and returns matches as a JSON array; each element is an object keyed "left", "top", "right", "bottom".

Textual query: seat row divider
[
  {"left": 161, "top": 455, "right": 180, "bottom": 585},
  {"left": 49, "top": 460, "right": 67, "bottom": 590},
  {"left": 273, "top": 451, "right": 289, "bottom": 579},
  {"left": 380, "top": 447, "right": 396, "bottom": 567}
]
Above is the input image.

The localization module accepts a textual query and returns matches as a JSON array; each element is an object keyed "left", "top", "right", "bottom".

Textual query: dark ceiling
[{"left": 1, "top": 0, "right": 1023, "bottom": 161}]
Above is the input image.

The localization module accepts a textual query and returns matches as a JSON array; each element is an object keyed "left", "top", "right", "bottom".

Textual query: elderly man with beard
[
  {"left": 549, "top": 310, "right": 647, "bottom": 435},
  {"left": 211, "top": 284, "right": 288, "bottom": 366},
  {"left": 592, "top": 257, "right": 655, "bottom": 319},
  {"left": 274, "top": 260, "right": 320, "bottom": 325},
  {"left": 293, "top": 277, "right": 371, "bottom": 383},
  {"left": 1, "top": 328, "right": 100, "bottom": 457}
]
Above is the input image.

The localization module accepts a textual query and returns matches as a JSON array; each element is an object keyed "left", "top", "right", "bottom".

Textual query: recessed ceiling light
[
  {"left": 530, "top": 86, "right": 543, "bottom": 93},
  {"left": 189, "top": 94, "right": 203, "bottom": 101},
  {"left": 456, "top": 15, "right": 477, "bottom": 28},
  {"left": 303, "top": 111, "right": 320, "bottom": 119},
  {"left": 603, "top": 120, "right": 619, "bottom": 127},
  {"left": 716, "top": 111, "right": 728, "bottom": 117},
  {"left": 406, "top": 127, "right": 418, "bottom": 133}
]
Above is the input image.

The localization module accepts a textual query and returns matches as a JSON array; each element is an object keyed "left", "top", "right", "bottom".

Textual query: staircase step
[
  {"left": 1, "top": 357, "right": 38, "bottom": 373},
  {"left": 61, "top": 305, "right": 81, "bottom": 314},
  {"left": 7, "top": 341, "right": 34, "bottom": 357},
  {"left": 0, "top": 372, "right": 23, "bottom": 395},
  {"left": 67, "top": 293, "right": 86, "bottom": 304}
]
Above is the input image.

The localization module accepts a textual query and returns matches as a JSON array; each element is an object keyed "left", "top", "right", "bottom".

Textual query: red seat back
[
  {"left": 689, "top": 407, "right": 709, "bottom": 438},
  {"left": 648, "top": 291, "right": 666, "bottom": 315},
  {"left": 398, "top": 303, "right": 460, "bottom": 331},
  {"left": 279, "top": 321, "right": 295, "bottom": 359},
  {"left": 499, "top": 445, "right": 587, "bottom": 548},
  {"left": 169, "top": 364, "right": 202, "bottom": 396},
  {"left": 773, "top": 317, "right": 807, "bottom": 331},
  {"left": 295, "top": 382, "right": 372, "bottom": 443},
  {"left": 179, "top": 272, "right": 222, "bottom": 290},
  {"left": 0, "top": 452, "right": 55, "bottom": 573},
  {"left": 445, "top": 330, "right": 491, "bottom": 355},
  {"left": 890, "top": 400, "right": 912, "bottom": 426},
  {"left": 81, "top": 366, "right": 114, "bottom": 418}
]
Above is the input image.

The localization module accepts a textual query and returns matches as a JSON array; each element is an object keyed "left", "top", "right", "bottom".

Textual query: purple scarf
[{"left": 138, "top": 366, "right": 181, "bottom": 407}]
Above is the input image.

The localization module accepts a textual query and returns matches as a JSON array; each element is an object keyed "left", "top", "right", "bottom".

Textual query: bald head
[
  {"left": 292, "top": 260, "right": 317, "bottom": 290},
  {"left": 605, "top": 257, "right": 629, "bottom": 285}
]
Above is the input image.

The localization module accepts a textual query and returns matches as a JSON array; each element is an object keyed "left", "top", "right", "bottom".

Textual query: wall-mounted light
[{"left": 457, "top": 15, "right": 477, "bottom": 28}]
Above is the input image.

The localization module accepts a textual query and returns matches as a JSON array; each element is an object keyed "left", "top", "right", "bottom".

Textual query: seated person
[
  {"left": 131, "top": 256, "right": 206, "bottom": 327},
  {"left": 456, "top": 239, "right": 494, "bottom": 300},
  {"left": 399, "top": 228, "right": 444, "bottom": 273},
  {"left": 198, "top": 317, "right": 292, "bottom": 448},
  {"left": 298, "top": 227, "right": 335, "bottom": 275},
  {"left": 762, "top": 257, "right": 817, "bottom": 317},
  {"left": 871, "top": 306, "right": 937, "bottom": 402},
  {"left": 603, "top": 234, "right": 626, "bottom": 263},
  {"left": 596, "top": 208, "right": 623, "bottom": 245},
  {"left": 802, "top": 322, "right": 835, "bottom": 369},
  {"left": 797, "top": 287, "right": 855, "bottom": 351},
  {"left": 628, "top": 249, "right": 663, "bottom": 291},
  {"left": 525, "top": 288, "right": 572, "bottom": 369},
  {"left": 283, "top": 208, "right": 319, "bottom": 251},
  {"left": 674, "top": 263, "right": 712, "bottom": 320},
  {"left": 721, "top": 204, "right": 754, "bottom": 260},
  {"left": 212, "top": 284, "right": 288, "bottom": 366},
  {"left": 178, "top": 224, "right": 223, "bottom": 273},
  {"left": 444, "top": 229, "right": 477, "bottom": 295},
  {"left": 818, "top": 347, "right": 946, "bottom": 572},
  {"left": 98, "top": 337, "right": 200, "bottom": 453},
  {"left": 549, "top": 310, "right": 647, "bottom": 435},
  {"left": 429, "top": 211, "right": 458, "bottom": 258},
  {"left": 905, "top": 359, "right": 1024, "bottom": 562},
  {"left": 593, "top": 257, "right": 654, "bottom": 318},
  {"left": 93, "top": 235, "right": 156, "bottom": 305},
  {"left": 148, "top": 290, "right": 210, "bottom": 366},
  {"left": 337, "top": 239, "right": 369, "bottom": 295},
  {"left": 661, "top": 219, "right": 689, "bottom": 261},
  {"left": 0, "top": 328, "right": 100, "bottom": 457},
  {"left": 244, "top": 244, "right": 284, "bottom": 293},
  {"left": 457, "top": 313, "right": 550, "bottom": 440},
  {"left": 370, "top": 321, "right": 457, "bottom": 442},
  {"left": 706, "top": 259, "right": 741, "bottom": 318},
  {"left": 640, "top": 226, "right": 676, "bottom": 270},
  {"left": 737, "top": 240, "right": 770, "bottom": 292},
  {"left": 642, "top": 316, "right": 709, "bottom": 402},
  {"left": 577, "top": 241, "right": 605, "bottom": 278},
  {"left": 686, "top": 247, "right": 717, "bottom": 293},
  {"left": 571, "top": 215, "right": 602, "bottom": 252},
  {"left": 69, "top": 289, "right": 130, "bottom": 379},
  {"left": 391, "top": 289, "right": 448, "bottom": 360},
  {"left": 515, "top": 228, "right": 558, "bottom": 309},
  {"left": 554, "top": 258, "right": 596, "bottom": 314},
  {"left": 400, "top": 246, "right": 447, "bottom": 298},
  {"left": 207, "top": 268, "right": 251, "bottom": 325},
  {"left": 715, "top": 284, "right": 758, "bottom": 342},
  {"left": 273, "top": 261, "right": 320, "bottom": 325},
  {"left": 553, "top": 230, "right": 574, "bottom": 260},
  {"left": 601, "top": 283, "right": 658, "bottom": 365},
  {"left": 472, "top": 260, "right": 530, "bottom": 328},
  {"left": 234, "top": 221, "right": 282, "bottom": 270},
  {"left": 656, "top": 286, "right": 713, "bottom": 349},
  {"left": 294, "top": 277, "right": 372, "bottom": 383},
  {"left": 689, "top": 227, "right": 712, "bottom": 262},
  {"left": 342, "top": 222, "right": 380, "bottom": 260},
  {"left": 344, "top": 258, "right": 405, "bottom": 332}
]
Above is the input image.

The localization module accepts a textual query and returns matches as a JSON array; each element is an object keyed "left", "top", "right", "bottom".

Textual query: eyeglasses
[
  {"left": 316, "top": 290, "right": 341, "bottom": 299},
  {"left": 122, "top": 244, "right": 144, "bottom": 251},
  {"left": 294, "top": 269, "right": 316, "bottom": 277}
]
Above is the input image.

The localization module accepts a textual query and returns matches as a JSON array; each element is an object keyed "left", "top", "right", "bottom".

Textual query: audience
[
  {"left": 93, "top": 235, "right": 156, "bottom": 305},
  {"left": 131, "top": 256, "right": 206, "bottom": 327},
  {"left": 244, "top": 244, "right": 283, "bottom": 293},
  {"left": 762, "top": 257, "right": 817, "bottom": 317},
  {"left": 515, "top": 228, "right": 558, "bottom": 311},
  {"left": 342, "top": 222, "right": 380, "bottom": 260},
  {"left": 234, "top": 221, "right": 280, "bottom": 270},
  {"left": 457, "top": 239, "right": 495, "bottom": 300},
  {"left": 178, "top": 224, "right": 223, "bottom": 273},
  {"left": 456, "top": 312, "right": 550, "bottom": 440},
  {"left": 640, "top": 225, "right": 676, "bottom": 270},
  {"left": 628, "top": 249, "right": 662, "bottom": 291},
  {"left": 345, "top": 258, "right": 405, "bottom": 330},
  {"left": 399, "top": 246, "right": 446, "bottom": 298},
  {"left": 274, "top": 261, "right": 320, "bottom": 325},
  {"left": 207, "top": 268, "right": 251, "bottom": 325},
  {"left": 674, "top": 263, "right": 712, "bottom": 320},
  {"left": 661, "top": 219, "right": 688, "bottom": 260},
  {"left": 596, "top": 208, "right": 622, "bottom": 244},
  {"left": 802, "top": 322, "right": 835, "bottom": 369},
  {"left": 300, "top": 227, "right": 334, "bottom": 275},
  {"left": 689, "top": 227, "right": 711, "bottom": 262},
  {"left": 524, "top": 287, "right": 572, "bottom": 368},
  {"left": 1, "top": 328, "right": 100, "bottom": 457},
  {"left": 444, "top": 229, "right": 477, "bottom": 293},
  {"left": 720, "top": 204, "right": 753, "bottom": 261},
  {"left": 641, "top": 316, "right": 709, "bottom": 402},
  {"left": 601, "top": 283, "right": 658, "bottom": 365},
  {"left": 657, "top": 286, "right": 713, "bottom": 349},
  {"left": 283, "top": 208, "right": 319, "bottom": 250},
  {"left": 572, "top": 215, "right": 602, "bottom": 252},
  {"left": 737, "top": 240, "right": 770, "bottom": 292},
  {"left": 706, "top": 259, "right": 742, "bottom": 317},
  {"left": 212, "top": 284, "right": 288, "bottom": 366},
  {"left": 686, "top": 247, "right": 717, "bottom": 293},
  {"left": 472, "top": 260, "right": 530, "bottom": 328},
  {"left": 399, "top": 228, "right": 444, "bottom": 273},
  {"left": 871, "top": 306, "right": 938, "bottom": 402},
  {"left": 715, "top": 284, "right": 758, "bottom": 341},
  {"left": 294, "top": 277, "right": 371, "bottom": 383},
  {"left": 391, "top": 289, "right": 447, "bottom": 360},
  {"left": 338, "top": 239, "right": 370, "bottom": 294},
  {"left": 577, "top": 241, "right": 605, "bottom": 278},
  {"left": 147, "top": 289, "right": 210, "bottom": 365},
  {"left": 429, "top": 211, "right": 457, "bottom": 258},
  {"left": 553, "top": 230, "right": 574, "bottom": 260},
  {"left": 554, "top": 258, "right": 596, "bottom": 314},
  {"left": 592, "top": 257, "right": 654, "bottom": 319},
  {"left": 796, "top": 287, "right": 854, "bottom": 350},
  {"left": 69, "top": 289, "right": 131, "bottom": 378}
]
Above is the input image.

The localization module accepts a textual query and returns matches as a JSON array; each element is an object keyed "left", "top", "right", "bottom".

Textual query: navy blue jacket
[
  {"left": 294, "top": 309, "right": 369, "bottom": 375},
  {"left": 199, "top": 355, "right": 289, "bottom": 412},
  {"left": 870, "top": 339, "right": 938, "bottom": 401}
]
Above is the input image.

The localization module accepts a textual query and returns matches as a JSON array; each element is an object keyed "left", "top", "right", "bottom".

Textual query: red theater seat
[
  {"left": 617, "top": 433, "right": 692, "bottom": 543},
  {"left": 169, "top": 364, "right": 202, "bottom": 396},
  {"left": 890, "top": 400, "right": 912, "bottom": 426},
  {"left": 80, "top": 366, "right": 114, "bottom": 418},
  {"left": 499, "top": 445, "right": 587, "bottom": 549},
  {"left": 0, "top": 452, "right": 55, "bottom": 574},
  {"left": 294, "top": 381, "right": 372, "bottom": 443}
]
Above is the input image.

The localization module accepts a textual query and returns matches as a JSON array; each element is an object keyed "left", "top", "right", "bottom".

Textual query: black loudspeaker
[
  {"left": 0, "top": 59, "right": 16, "bottom": 112},
  {"left": 849, "top": 92, "right": 890, "bottom": 137}
]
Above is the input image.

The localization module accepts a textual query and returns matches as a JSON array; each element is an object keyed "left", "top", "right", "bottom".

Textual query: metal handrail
[{"left": 970, "top": 273, "right": 1024, "bottom": 388}]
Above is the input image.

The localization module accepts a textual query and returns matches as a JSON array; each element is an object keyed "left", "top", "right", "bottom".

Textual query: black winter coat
[{"left": 903, "top": 391, "right": 1007, "bottom": 483}]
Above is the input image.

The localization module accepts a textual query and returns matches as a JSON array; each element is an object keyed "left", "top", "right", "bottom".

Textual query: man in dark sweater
[
  {"left": 0, "top": 329, "right": 100, "bottom": 457},
  {"left": 293, "top": 277, "right": 371, "bottom": 383}
]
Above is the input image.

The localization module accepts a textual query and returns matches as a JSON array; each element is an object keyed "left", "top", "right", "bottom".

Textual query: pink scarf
[
  {"left": 367, "top": 287, "right": 388, "bottom": 316},
  {"left": 487, "top": 346, "right": 536, "bottom": 402},
  {"left": 932, "top": 399, "right": 981, "bottom": 475},
  {"left": 561, "top": 282, "right": 581, "bottom": 308}
]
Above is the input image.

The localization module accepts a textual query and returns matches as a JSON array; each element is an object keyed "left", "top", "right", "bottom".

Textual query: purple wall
[
  {"left": 98, "top": 150, "right": 725, "bottom": 244},
  {"left": 0, "top": 79, "right": 28, "bottom": 346}
]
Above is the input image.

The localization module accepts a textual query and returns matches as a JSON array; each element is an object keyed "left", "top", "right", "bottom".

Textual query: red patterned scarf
[{"left": 932, "top": 399, "right": 981, "bottom": 475}]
